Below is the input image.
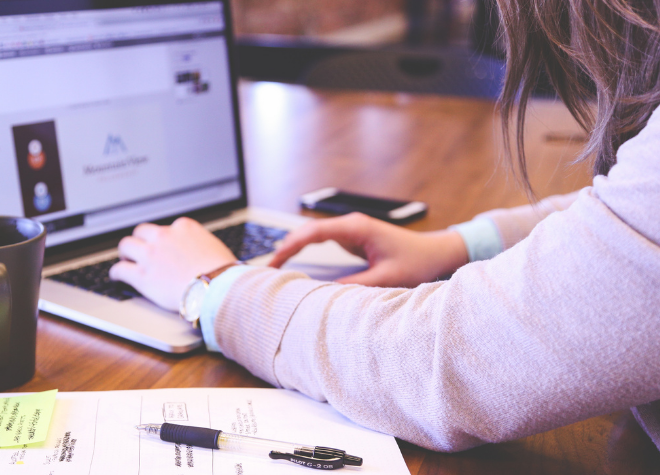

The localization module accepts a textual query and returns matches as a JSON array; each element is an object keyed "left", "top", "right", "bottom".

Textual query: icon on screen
[
  {"left": 12, "top": 120, "right": 66, "bottom": 218},
  {"left": 33, "top": 182, "right": 52, "bottom": 212},
  {"left": 27, "top": 139, "right": 46, "bottom": 170},
  {"left": 175, "top": 69, "right": 210, "bottom": 98}
]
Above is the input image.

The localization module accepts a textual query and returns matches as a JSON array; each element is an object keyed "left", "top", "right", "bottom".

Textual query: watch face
[{"left": 182, "top": 280, "right": 207, "bottom": 323}]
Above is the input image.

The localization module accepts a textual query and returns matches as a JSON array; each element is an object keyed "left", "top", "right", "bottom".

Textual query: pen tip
[
  {"left": 344, "top": 454, "right": 363, "bottom": 466},
  {"left": 134, "top": 423, "right": 161, "bottom": 435}
]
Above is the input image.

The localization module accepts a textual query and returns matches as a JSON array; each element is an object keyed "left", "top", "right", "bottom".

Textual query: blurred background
[
  {"left": 232, "top": 0, "right": 512, "bottom": 98},
  {"left": 231, "top": 0, "right": 485, "bottom": 49}
]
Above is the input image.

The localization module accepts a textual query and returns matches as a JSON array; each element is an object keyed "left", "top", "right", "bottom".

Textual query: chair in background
[
  {"left": 236, "top": 0, "right": 509, "bottom": 99},
  {"left": 300, "top": 47, "right": 505, "bottom": 99},
  {"left": 237, "top": 40, "right": 506, "bottom": 99}
]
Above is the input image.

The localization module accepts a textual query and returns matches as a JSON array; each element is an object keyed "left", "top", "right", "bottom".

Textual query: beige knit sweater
[{"left": 210, "top": 107, "right": 660, "bottom": 452}]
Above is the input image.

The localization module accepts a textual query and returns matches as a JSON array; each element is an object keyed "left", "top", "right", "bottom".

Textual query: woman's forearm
[{"left": 212, "top": 188, "right": 659, "bottom": 452}]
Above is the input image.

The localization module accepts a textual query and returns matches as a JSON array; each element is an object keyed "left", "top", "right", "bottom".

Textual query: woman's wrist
[
  {"left": 199, "top": 264, "right": 255, "bottom": 353},
  {"left": 417, "top": 230, "right": 469, "bottom": 282},
  {"left": 437, "top": 230, "right": 469, "bottom": 273}
]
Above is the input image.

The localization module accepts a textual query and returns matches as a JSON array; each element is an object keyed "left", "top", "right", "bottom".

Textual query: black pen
[{"left": 136, "top": 423, "right": 363, "bottom": 471}]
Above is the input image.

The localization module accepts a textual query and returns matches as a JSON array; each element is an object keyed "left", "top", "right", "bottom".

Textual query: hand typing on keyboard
[{"left": 109, "top": 217, "right": 237, "bottom": 312}]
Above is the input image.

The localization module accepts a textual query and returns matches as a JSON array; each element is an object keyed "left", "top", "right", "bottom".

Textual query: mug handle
[{"left": 0, "top": 264, "right": 11, "bottom": 365}]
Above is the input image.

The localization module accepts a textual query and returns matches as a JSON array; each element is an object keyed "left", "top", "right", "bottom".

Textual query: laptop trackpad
[{"left": 281, "top": 240, "right": 368, "bottom": 282}]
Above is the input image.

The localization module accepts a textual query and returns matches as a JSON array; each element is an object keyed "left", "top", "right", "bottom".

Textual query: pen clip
[{"left": 269, "top": 451, "right": 344, "bottom": 470}]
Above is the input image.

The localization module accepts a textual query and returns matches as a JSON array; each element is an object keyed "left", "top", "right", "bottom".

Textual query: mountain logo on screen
[
  {"left": 84, "top": 134, "right": 148, "bottom": 176},
  {"left": 103, "top": 135, "right": 128, "bottom": 155}
]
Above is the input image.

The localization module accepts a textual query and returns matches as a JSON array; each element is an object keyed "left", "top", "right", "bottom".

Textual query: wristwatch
[{"left": 179, "top": 262, "right": 242, "bottom": 328}]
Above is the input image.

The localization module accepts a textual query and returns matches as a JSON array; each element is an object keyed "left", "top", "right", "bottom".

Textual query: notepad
[
  {"left": 0, "top": 388, "right": 411, "bottom": 474},
  {"left": 0, "top": 390, "right": 58, "bottom": 448}
]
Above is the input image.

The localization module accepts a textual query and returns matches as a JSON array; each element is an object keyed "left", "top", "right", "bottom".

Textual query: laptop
[{"left": 0, "top": 0, "right": 366, "bottom": 353}]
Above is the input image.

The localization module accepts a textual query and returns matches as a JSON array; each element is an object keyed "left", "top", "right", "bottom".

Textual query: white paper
[{"left": 0, "top": 388, "right": 410, "bottom": 475}]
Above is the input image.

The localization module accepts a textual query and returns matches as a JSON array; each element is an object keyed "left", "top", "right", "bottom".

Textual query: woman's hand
[
  {"left": 269, "top": 213, "right": 469, "bottom": 288},
  {"left": 109, "top": 217, "right": 236, "bottom": 312}
]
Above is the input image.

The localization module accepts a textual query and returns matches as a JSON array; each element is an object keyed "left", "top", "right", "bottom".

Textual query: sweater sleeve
[
  {"left": 450, "top": 217, "right": 504, "bottom": 262},
  {"left": 211, "top": 109, "right": 660, "bottom": 452},
  {"left": 449, "top": 191, "right": 580, "bottom": 262},
  {"left": 477, "top": 191, "right": 580, "bottom": 251}
]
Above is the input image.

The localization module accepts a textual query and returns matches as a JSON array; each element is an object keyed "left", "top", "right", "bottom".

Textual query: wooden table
[{"left": 12, "top": 81, "right": 660, "bottom": 474}]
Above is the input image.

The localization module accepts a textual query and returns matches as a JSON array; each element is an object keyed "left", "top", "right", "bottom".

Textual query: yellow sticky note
[{"left": 0, "top": 390, "right": 58, "bottom": 447}]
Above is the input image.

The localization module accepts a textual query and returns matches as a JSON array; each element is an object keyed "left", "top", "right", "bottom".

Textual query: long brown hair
[{"left": 496, "top": 0, "right": 660, "bottom": 190}]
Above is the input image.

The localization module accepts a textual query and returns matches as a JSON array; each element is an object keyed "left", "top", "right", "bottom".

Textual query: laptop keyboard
[
  {"left": 49, "top": 258, "right": 140, "bottom": 301},
  {"left": 48, "top": 222, "right": 288, "bottom": 302},
  {"left": 212, "top": 222, "right": 288, "bottom": 260}
]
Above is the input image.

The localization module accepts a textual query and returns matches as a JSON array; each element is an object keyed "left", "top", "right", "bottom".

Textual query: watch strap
[
  {"left": 180, "top": 261, "right": 243, "bottom": 327},
  {"left": 201, "top": 261, "right": 244, "bottom": 282}
]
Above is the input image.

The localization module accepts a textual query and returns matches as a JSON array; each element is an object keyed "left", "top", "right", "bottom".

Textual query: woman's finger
[
  {"left": 269, "top": 222, "right": 333, "bottom": 268},
  {"left": 108, "top": 260, "right": 144, "bottom": 289},
  {"left": 132, "top": 223, "right": 163, "bottom": 243},
  {"left": 117, "top": 236, "right": 149, "bottom": 263},
  {"left": 269, "top": 215, "right": 369, "bottom": 268}
]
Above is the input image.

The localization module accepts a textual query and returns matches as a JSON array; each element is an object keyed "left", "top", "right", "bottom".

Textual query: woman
[{"left": 110, "top": 0, "right": 660, "bottom": 452}]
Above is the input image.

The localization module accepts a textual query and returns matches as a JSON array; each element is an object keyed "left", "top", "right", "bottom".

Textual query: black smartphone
[{"left": 300, "top": 188, "right": 427, "bottom": 223}]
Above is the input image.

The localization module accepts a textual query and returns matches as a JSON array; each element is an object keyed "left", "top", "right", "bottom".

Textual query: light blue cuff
[
  {"left": 449, "top": 217, "right": 504, "bottom": 262},
  {"left": 200, "top": 265, "right": 254, "bottom": 353}
]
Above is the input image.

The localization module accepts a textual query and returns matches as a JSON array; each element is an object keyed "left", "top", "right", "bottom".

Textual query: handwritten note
[
  {"left": 0, "top": 390, "right": 58, "bottom": 447},
  {"left": 0, "top": 388, "right": 411, "bottom": 474}
]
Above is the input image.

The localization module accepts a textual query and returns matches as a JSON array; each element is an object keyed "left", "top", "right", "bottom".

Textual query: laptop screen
[{"left": 0, "top": 1, "right": 245, "bottom": 248}]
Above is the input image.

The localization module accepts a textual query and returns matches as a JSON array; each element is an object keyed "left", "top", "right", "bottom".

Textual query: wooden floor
[{"left": 10, "top": 81, "right": 660, "bottom": 475}]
